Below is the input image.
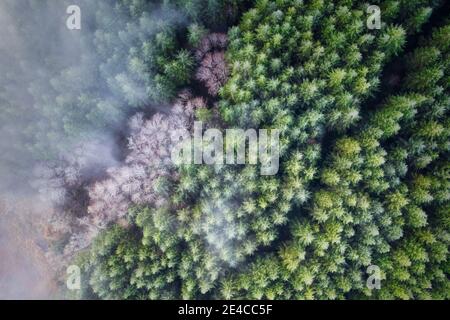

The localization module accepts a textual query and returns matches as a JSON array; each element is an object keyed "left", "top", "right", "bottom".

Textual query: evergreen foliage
[{"left": 76, "top": 0, "right": 449, "bottom": 300}]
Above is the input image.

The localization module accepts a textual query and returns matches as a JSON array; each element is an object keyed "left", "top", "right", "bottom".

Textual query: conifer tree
[{"left": 75, "top": 1, "right": 449, "bottom": 300}]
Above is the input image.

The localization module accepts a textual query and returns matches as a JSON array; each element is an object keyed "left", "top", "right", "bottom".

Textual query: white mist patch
[
  {"left": 201, "top": 197, "right": 240, "bottom": 266},
  {"left": 0, "top": 0, "right": 190, "bottom": 299}
]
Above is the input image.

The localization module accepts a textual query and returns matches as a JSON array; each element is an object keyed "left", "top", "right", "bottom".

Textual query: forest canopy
[{"left": 0, "top": 0, "right": 448, "bottom": 300}]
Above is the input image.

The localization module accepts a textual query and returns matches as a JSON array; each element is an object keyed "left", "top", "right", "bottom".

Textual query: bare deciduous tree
[{"left": 195, "top": 33, "right": 229, "bottom": 96}]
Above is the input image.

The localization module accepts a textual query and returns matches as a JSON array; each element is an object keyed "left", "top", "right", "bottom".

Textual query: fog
[{"left": 0, "top": 0, "right": 184, "bottom": 299}]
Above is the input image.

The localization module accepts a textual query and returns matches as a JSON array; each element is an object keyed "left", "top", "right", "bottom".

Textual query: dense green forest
[{"left": 0, "top": 0, "right": 448, "bottom": 300}]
